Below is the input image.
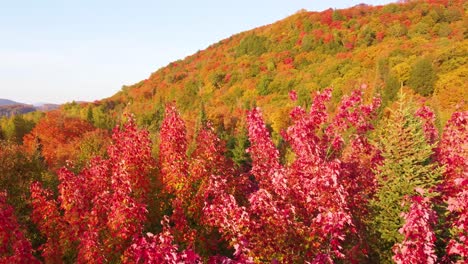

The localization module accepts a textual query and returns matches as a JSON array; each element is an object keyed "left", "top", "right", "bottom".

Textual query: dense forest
[{"left": 1, "top": 0, "right": 467, "bottom": 263}]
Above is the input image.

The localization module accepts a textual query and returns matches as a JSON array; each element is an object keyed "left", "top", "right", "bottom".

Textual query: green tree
[
  {"left": 359, "top": 26, "right": 376, "bottom": 46},
  {"left": 230, "top": 122, "right": 251, "bottom": 167},
  {"left": 388, "top": 23, "right": 407, "bottom": 37},
  {"left": 382, "top": 74, "right": 400, "bottom": 105},
  {"left": 370, "top": 95, "right": 442, "bottom": 262},
  {"left": 408, "top": 58, "right": 437, "bottom": 96},
  {"left": 0, "top": 141, "right": 46, "bottom": 246},
  {"left": 86, "top": 106, "right": 94, "bottom": 124},
  {"left": 332, "top": 10, "right": 345, "bottom": 21},
  {"left": 256, "top": 75, "right": 273, "bottom": 96},
  {"left": 301, "top": 34, "right": 316, "bottom": 52},
  {"left": 235, "top": 34, "right": 270, "bottom": 56},
  {"left": 436, "top": 22, "right": 451, "bottom": 37},
  {"left": 209, "top": 72, "right": 226, "bottom": 89},
  {"left": 2, "top": 115, "right": 35, "bottom": 144}
]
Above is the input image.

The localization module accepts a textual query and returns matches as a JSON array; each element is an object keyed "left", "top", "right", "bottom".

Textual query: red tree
[
  {"left": 392, "top": 190, "right": 437, "bottom": 264},
  {"left": 31, "top": 115, "right": 155, "bottom": 262},
  {"left": 159, "top": 104, "right": 189, "bottom": 194},
  {"left": 438, "top": 111, "right": 468, "bottom": 262},
  {"left": 23, "top": 112, "right": 96, "bottom": 169},
  {"left": 203, "top": 88, "right": 381, "bottom": 262},
  {"left": 0, "top": 192, "right": 38, "bottom": 264}
]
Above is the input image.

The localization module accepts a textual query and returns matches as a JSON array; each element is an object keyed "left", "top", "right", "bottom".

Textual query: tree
[
  {"left": 392, "top": 191, "right": 438, "bottom": 264},
  {"left": 229, "top": 120, "right": 251, "bottom": 168},
  {"left": 30, "top": 114, "right": 155, "bottom": 262},
  {"left": 23, "top": 112, "right": 96, "bottom": 169},
  {"left": 382, "top": 74, "right": 400, "bottom": 105},
  {"left": 86, "top": 106, "right": 94, "bottom": 124},
  {"left": 159, "top": 104, "right": 188, "bottom": 194},
  {"left": 408, "top": 58, "right": 437, "bottom": 96},
  {"left": 0, "top": 141, "right": 45, "bottom": 236},
  {"left": 437, "top": 111, "right": 468, "bottom": 262},
  {"left": 1, "top": 115, "right": 35, "bottom": 144},
  {"left": 204, "top": 88, "right": 381, "bottom": 262},
  {"left": 235, "top": 34, "right": 270, "bottom": 56},
  {"left": 370, "top": 95, "right": 442, "bottom": 262},
  {"left": 0, "top": 192, "right": 38, "bottom": 263}
]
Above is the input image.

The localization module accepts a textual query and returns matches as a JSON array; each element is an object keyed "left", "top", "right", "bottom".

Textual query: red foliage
[
  {"left": 296, "top": 31, "right": 306, "bottom": 46},
  {"left": 438, "top": 111, "right": 468, "bottom": 261},
  {"left": 323, "top": 33, "right": 334, "bottom": 44},
  {"left": 23, "top": 112, "right": 95, "bottom": 169},
  {"left": 392, "top": 191, "right": 437, "bottom": 264},
  {"left": 376, "top": 31, "right": 385, "bottom": 42},
  {"left": 415, "top": 106, "right": 438, "bottom": 144},
  {"left": 31, "top": 115, "right": 155, "bottom": 262},
  {"left": 159, "top": 104, "right": 188, "bottom": 194},
  {"left": 123, "top": 217, "right": 200, "bottom": 264},
  {"left": 283, "top": 57, "right": 294, "bottom": 65},
  {"left": 438, "top": 111, "right": 467, "bottom": 193},
  {"left": 203, "top": 88, "right": 381, "bottom": 262},
  {"left": 312, "top": 29, "right": 324, "bottom": 40},
  {"left": 320, "top": 9, "right": 333, "bottom": 25},
  {"left": 289, "top": 90, "right": 298, "bottom": 102},
  {"left": 345, "top": 42, "right": 354, "bottom": 50},
  {"left": 330, "top": 21, "right": 343, "bottom": 29},
  {"left": 0, "top": 192, "right": 38, "bottom": 263},
  {"left": 30, "top": 182, "right": 64, "bottom": 263},
  {"left": 224, "top": 73, "right": 232, "bottom": 83}
]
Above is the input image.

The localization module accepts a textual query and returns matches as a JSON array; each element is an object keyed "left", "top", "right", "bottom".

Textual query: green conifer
[{"left": 370, "top": 94, "right": 442, "bottom": 262}]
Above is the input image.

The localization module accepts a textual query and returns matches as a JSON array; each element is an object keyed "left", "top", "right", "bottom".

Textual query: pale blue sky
[{"left": 0, "top": 0, "right": 395, "bottom": 104}]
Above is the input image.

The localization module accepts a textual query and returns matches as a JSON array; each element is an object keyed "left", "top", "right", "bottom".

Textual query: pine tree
[{"left": 370, "top": 95, "right": 442, "bottom": 262}]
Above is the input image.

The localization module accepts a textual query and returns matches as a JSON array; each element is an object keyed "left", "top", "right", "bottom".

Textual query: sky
[{"left": 0, "top": 0, "right": 396, "bottom": 104}]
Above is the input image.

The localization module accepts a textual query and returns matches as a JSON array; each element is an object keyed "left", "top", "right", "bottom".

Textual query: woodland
[{"left": 0, "top": 0, "right": 467, "bottom": 263}]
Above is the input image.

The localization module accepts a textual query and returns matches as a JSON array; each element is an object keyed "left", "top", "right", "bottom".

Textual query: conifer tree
[{"left": 370, "top": 95, "right": 442, "bottom": 261}]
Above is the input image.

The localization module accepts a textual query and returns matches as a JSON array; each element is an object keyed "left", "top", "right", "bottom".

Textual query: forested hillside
[
  {"left": 0, "top": 0, "right": 467, "bottom": 263},
  {"left": 83, "top": 0, "right": 466, "bottom": 131}
]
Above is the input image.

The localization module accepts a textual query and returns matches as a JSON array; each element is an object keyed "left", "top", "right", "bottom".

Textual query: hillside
[
  {"left": 63, "top": 0, "right": 467, "bottom": 134},
  {"left": 0, "top": 99, "right": 22, "bottom": 106}
]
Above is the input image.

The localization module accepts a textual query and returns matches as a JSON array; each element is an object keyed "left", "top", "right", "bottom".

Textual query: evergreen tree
[
  {"left": 231, "top": 121, "right": 251, "bottom": 168},
  {"left": 370, "top": 95, "right": 442, "bottom": 262}
]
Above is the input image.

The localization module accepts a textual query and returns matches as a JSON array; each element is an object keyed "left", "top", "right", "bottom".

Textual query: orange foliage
[{"left": 23, "top": 112, "right": 98, "bottom": 169}]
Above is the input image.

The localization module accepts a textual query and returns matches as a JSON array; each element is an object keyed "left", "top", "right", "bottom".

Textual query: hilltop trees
[{"left": 76, "top": 0, "right": 464, "bottom": 133}]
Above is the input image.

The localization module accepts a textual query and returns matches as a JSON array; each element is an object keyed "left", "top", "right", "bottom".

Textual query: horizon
[{"left": 0, "top": 0, "right": 396, "bottom": 105}]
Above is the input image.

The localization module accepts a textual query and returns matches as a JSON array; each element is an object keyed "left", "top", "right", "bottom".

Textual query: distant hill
[
  {"left": 0, "top": 99, "right": 60, "bottom": 117},
  {"left": 0, "top": 104, "right": 36, "bottom": 117},
  {"left": 61, "top": 0, "right": 466, "bottom": 131},
  {"left": 35, "top": 104, "right": 60, "bottom": 112},
  {"left": 0, "top": 99, "right": 22, "bottom": 106}
]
